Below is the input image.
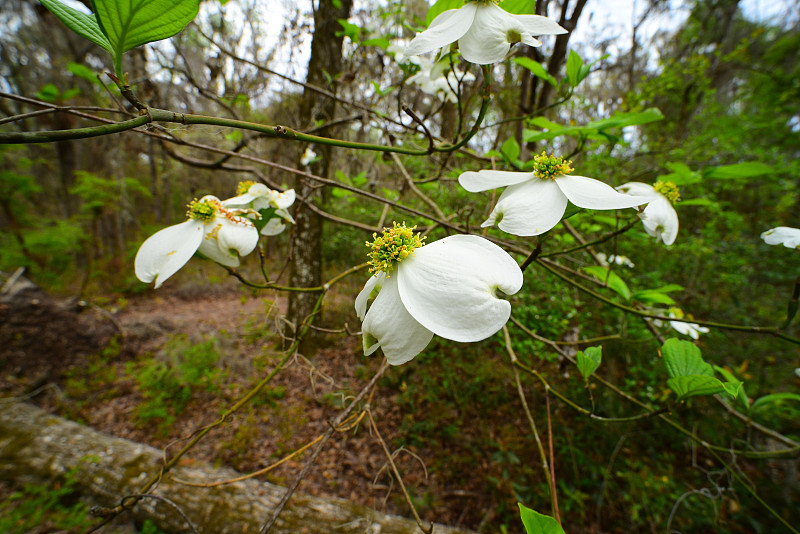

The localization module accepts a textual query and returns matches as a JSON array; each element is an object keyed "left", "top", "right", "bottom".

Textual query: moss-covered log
[{"left": 0, "top": 401, "right": 475, "bottom": 534}]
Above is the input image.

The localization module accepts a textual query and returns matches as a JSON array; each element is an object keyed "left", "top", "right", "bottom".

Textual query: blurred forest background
[{"left": 1, "top": 0, "right": 799, "bottom": 532}]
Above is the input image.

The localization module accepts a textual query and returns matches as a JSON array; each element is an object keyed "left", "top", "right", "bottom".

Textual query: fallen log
[{"left": 0, "top": 401, "right": 475, "bottom": 534}]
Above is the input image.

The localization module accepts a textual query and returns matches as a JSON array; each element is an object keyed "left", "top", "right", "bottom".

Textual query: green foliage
[
  {"left": 39, "top": 0, "right": 199, "bottom": 76},
  {"left": 514, "top": 57, "right": 558, "bottom": 87},
  {"left": 0, "top": 468, "right": 92, "bottom": 533},
  {"left": 576, "top": 346, "right": 602, "bottom": 382},
  {"left": 518, "top": 503, "right": 565, "bottom": 534},
  {"left": 128, "top": 335, "right": 225, "bottom": 434},
  {"left": 662, "top": 339, "right": 742, "bottom": 402}
]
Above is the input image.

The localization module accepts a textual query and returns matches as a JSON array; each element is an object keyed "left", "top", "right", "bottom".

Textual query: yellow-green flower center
[
  {"left": 469, "top": 0, "right": 500, "bottom": 5},
  {"left": 532, "top": 151, "right": 574, "bottom": 180},
  {"left": 186, "top": 198, "right": 218, "bottom": 222},
  {"left": 366, "top": 222, "right": 426, "bottom": 274},
  {"left": 654, "top": 180, "right": 681, "bottom": 204},
  {"left": 237, "top": 180, "right": 256, "bottom": 196}
]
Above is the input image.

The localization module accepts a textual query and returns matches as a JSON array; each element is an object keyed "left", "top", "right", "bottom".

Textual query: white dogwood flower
[
  {"left": 404, "top": 1, "right": 566, "bottom": 65},
  {"left": 617, "top": 181, "right": 680, "bottom": 245},
  {"left": 761, "top": 226, "right": 800, "bottom": 249},
  {"left": 596, "top": 253, "right": 635, "bottom": 268},
  {"left": 223, "top": 181, "right": 296, "bottom": 236},
  {"left": 300, "top": 147, "right": 318, "bottom": 167},
  {"left": 355, "top": 223, "right": 523, "bottom": 365},
  {"left": 135, "top": 196, "right": 259, "bottom": 288},
  {"left": 659, "top": 308, "right": 709, "bottom": 340},
  {"left": 459, "top": 153, "right": 650, "bottom": 236},
  {"left": 407, "top": 58, "right": 475, "bottom": 103}
]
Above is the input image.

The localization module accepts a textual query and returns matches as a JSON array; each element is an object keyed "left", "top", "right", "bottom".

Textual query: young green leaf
[
  {"left": 500, "top": 136, "right": 521, "bottom": 163},
  {"left": 667, "top": 376, "right": 728, "bottom": 401},
  {"left": 565, "top": 50, "right": 584, "bottom": 86},
  {"left": 662, "top": 339, "right": 742, "bottom": 402},
  {"left": 583, "top": 266, "right": 632, "bottom": 301},
  {"left": 662, "top": 338, "right": 712, "bottom": 378},
  {"left": 91, "top": 0, "right": 200, "bottom": 75},
  {"left": 39, "top": 0, "right": 112, "bottom": 53},
  {"left": 750, "top": 392, "right": 800, "bottom": 415},
  {"left": 704, "top": 161, "right": 774, "bottom": 180},
  {"left": 519, "top": 503, "right": 566, "bottom": 534},
  {"left": 514, "top": 57, "right": 558, "bottom": 86},
  {"left": 576, "top": 346, "right": 602, "bottom": 382}
]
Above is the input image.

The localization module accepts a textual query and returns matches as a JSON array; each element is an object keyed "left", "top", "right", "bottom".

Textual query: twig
[
  {"left": 366, "top": 407, "right": 433, "bottom": 534},
  {"left": 258, "top": 359, "right": 390, "bottom": 534}
]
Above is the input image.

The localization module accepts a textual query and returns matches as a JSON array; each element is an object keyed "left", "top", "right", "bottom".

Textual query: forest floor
[{"left": 1, "top": 277, "right": 500, "bottom": 533}]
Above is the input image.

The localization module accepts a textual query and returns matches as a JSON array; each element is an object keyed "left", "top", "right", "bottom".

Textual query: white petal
[
  {"left": 261, "top": 218, "right": 287, "bottom": 236},
  {"left": 520, "top": 34, "right": 542, "bottom": 47},
  {"left": 134, "top": 220, "right": 203, "bottom": 288},
  {"left": 404, "top": 4, "right": 477, "bottom": 57},
  {"left": 485, "top": 179, "right": 568, "bottom": 236},
  {"left": 274, "top": 189, "right": 295, "bottom": 209},
  {"left": 616, "top": 181, "right": 659, "bottom": 199},
  {"left": 355, "top": 272, "right": 384, "bottom": 321},
  {"left": 397, "top": 234, "right": 522, "bottom": 342},
  {"left": 276, "top": 208, "right": 295, "bottom": 224},
  {"left": 556, "top": 175, "right": 651, "bottom": 210},
  {"left": 361, "top": 274, "right": 435, "bottom": 365},
  {"left": 457, "top": 4, "right": 516, "bottom": 64},
  {"left": 761, "top": 226, "right": 800, "bottom": 249},
  {"left": 514, "top": 14, "right": 568, "bottom": 36},
  {"left": 197, "top": 218, "right": 258, "bottom": 267},
  {"left": 221, "top": 192, "right": 257, "bottom": 208},
  {"left": 641, "top": 196, "right": 679, "bottom": 245},
  {"left": 459, "top": 169, "right": 533, "bottom": 192}
]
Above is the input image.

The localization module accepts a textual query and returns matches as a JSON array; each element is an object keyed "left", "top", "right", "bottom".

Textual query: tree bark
[
  {"left": 0, "top": 401, "right": 475, "bottom": 534},
  {"left": 287, "top": 0, "right": 354, "bottom": 352}
]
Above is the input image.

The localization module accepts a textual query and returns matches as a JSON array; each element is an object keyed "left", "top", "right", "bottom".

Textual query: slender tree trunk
[{"left": 287, "top": 0, "right": 354, "bottom": 352}]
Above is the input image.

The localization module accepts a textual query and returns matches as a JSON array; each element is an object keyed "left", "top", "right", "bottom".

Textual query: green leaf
[
  {"left": 500, "top": 0, "right": 537, "bottom": 15},
  {"left": 39, "top": 0, "right": 112, "bottom": 53},
  {"left": 576, "top": 346, "right": 602, "bottom": 382},
  {"left": 714, "top": 365, "right": 750, "bottom": 412},
  {"left": 653, "top": 284, "right": 684, "bottom": 293},
  {"left": 662, "top": 338, "right": 712, "bottom": 378},
  {"left": 658, "top": 162, "right": 701, "bottom": 185},
  {"left": 67, "top": 62, "right": 102, "bottom": 85},
  {"left": 362, "top": 37, "right": 391, "bottom": 50},
  {"left": 337, "top": 19, "right": 361, "bottom": 41},
  {"left": 631, "top": 289, "right": 676, "bottom": 306},
  {"left": 662, "top": 340, "right": 742, "bottom": 401},
  {"left": 519, "top": 503, "right": 566, "bottom": 534},
  {"left": 91, "top": 0, "right": 200, "bottom": 75},
  {"left": 426, "top": 0, "right": 461, "bottom": 24},
  {"left": 501, "top": 136, "right": 521, "bottom": 162},
  {"left": 583, "top": 266, "right": 631, "bottom": 301},
  {"left": 750, "top": 393, "right": 800, "bottom": 414},
  {"left": 705, "top": 162, "right": 774, "bottom": 180},
  {"left": 586, "top": 108, "right": 664, "bottom": 130},
  {"left": 667, "top": 376, "right": 728, "bottom": 401},
  {"left": 514, "top": 57, "right": 558, "bottom": 86},
  {"left": 36, "top": 83, "right": 60, "bottom": 102},
  {"left": 565, "top": 50, "right": 584, "bottom": 86}
]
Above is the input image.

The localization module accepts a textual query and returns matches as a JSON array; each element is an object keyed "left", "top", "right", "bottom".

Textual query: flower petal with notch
[
  {"left": 761, "top": 226, "right": 800, "bottom": 249},
  {"left": 135, "top": 196, "right": 259, "bottom": 288},
  {"left": 356, "top": 228, "right": 523, "bottom": 365},
  {"left": 223, "top": 182, "right": 296, "bottom": 236},
  {"left": 404, "top": 2, "right": 566, "bottom": 65},
  {"left": 617, "top": 181, "right": 679, "bottom": 245},
  {"left": 459, "top": 155, "right": 650, "bottom": 237}
]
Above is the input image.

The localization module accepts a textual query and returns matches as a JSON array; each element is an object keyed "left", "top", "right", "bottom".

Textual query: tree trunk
[
  {"left": 0, "top": 401, "right": 474, "bottom": 534},
  {"left": 287, "top": 0, "right": 354, "bottom": 352}
]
